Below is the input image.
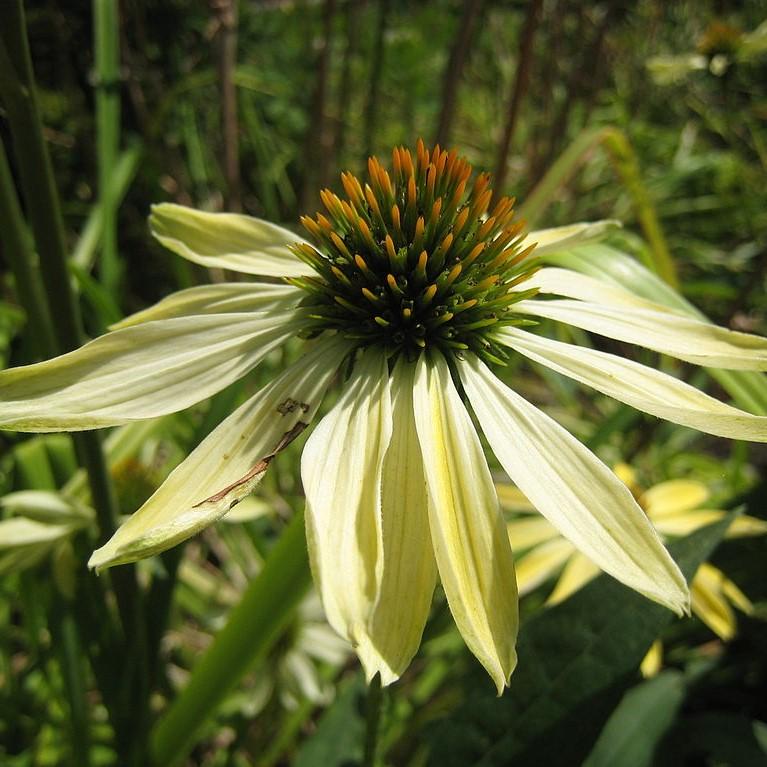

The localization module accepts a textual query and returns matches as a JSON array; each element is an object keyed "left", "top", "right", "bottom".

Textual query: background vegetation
[{"left": 1, "top": 1, "right": 766, "bottom": 765}]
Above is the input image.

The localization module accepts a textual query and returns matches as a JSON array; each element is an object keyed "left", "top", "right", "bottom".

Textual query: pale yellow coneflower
[{"left": 1, "top": 141, "right": 767, "bottom": 690}]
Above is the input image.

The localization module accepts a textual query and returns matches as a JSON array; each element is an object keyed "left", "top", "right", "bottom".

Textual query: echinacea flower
[
  {"left": 1, "top": 141, "right": 767, "bottom": 691},
  {"left": 503, "top": 463, "right": 767, "bottom": 641}
]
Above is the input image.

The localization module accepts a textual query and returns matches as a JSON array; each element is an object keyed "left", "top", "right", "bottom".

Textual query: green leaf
[
  {"left": 582, "top": 671, "right": 686, "bottom": 767},
  {"left": 293, "top": 674, "right": 366, "bottom": 767},
  {"left": 423, "top": 515, "right": 734, "bottom": 767},
  {"left": 656, "top": 713, "right": 767, "bottom": 767}
]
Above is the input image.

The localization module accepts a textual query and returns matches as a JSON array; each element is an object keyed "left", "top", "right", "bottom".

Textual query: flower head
[
  {"left": 1, "top": 142, "right": 767, "bottom": 690},
  {"left": 290, "top": 142, "right": 537, "bottom": 364}
]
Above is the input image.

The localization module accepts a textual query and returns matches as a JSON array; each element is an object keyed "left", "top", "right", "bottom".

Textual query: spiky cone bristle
[{"left": 290, "top": 140, "right": 539, "bottom": 364}]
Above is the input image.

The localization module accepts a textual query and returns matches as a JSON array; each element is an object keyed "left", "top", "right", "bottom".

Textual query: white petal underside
[
  {"left": 150, "top": 203, "right": 314, "bottom": 277},
  {"left": 413, "top": 352, "right": 518, "bottom": 693},
  {"left": 458, "top": 354, "right": 689, "bottom": 615},
  {"left": 0, "top": 311, "right": 302, "bottom": 431},
  {"left": 89, "top": 334, "right": 351, "bottom": 570},
  {"left": 302, "top": 348, "right": 393, "bottom": 680},
  {"left": 499, "top": 328, "right": 767, "bottom": 442},
  {"left": 514, "top": 296, "right": 767, "bottom": 370},
  {"left": 112, "top": 282, "right": 303, "bottom": 329}
]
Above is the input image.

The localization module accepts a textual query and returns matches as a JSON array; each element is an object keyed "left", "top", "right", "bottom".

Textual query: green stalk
[
  {"left": 0, "top": 9, "right": 82, "bottom": 351},
  {"left": 150, "top": 511, "right": 313, "bottom": 767},
  {"left": 0, "top": 5, "right": 148, "bottom": 758},
  {"left": 93, "top": 0, "right": 122, "bottom": 293},
  {"left": 72, "top": 142, "right": 142, "bottom": 270},
  {"left": 51, "top": 601, "right": 92, "bottom": 767},
  {"left": 363, "top": 674, "right": 384, "bottom": 767},
  {"left": 517, "top": 125, "right": 678, "bottom": 288},
  {"left": 600, "top": 127, "right": 678, "bottom": 288},
  {"left": 0, "top": 137, "right": 56, "bottom": 358}
]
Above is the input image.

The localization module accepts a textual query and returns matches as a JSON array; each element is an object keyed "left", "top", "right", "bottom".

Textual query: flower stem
[
  {"left": 93, "top": 0, "right": 122, "bottom": 293},
  {"left": 150, "top": 511, "right": 313, "bottom": 767},
  {"left": 363, "top": 674, "right": 384, "bottom": 767},
  {"left": 0, "top": 4, "right": 148, "bottom": 758},
  {"left": 0, "top": 134, "right": 57, "bottom": 358}
]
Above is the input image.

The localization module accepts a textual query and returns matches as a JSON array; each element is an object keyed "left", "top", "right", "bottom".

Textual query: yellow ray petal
[
  {"left": 643, "top": 480, "right": 710, "bottom": 517},
  {"left": 150, "top": 203, "right": 314, "bottom": 277},
  {"left": 547, "top": 553, "right": 601, "bottom": 605},
  {"left": 302, "top": 348, "right": 393, "bottom": 678},
  {"left": 458, "top": 354, "right": 689, "bottom": 615},
  {"left": 365, "top": 359, "right": 438, "bottom": 684},
  {"left": 691, "top": 563, "right": 737, "bottom": 640},
  {"left": 89, "top": 335, "right": 350, "bottom": 569},
  {"left": 413, "top": 352, "right": 518, "bottom": 693},
  {"left": 513, "top": 538, "right": 575, "bottom": 597}
]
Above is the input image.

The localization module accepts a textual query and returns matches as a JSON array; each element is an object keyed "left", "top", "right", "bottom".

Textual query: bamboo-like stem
[
  {"left": 150, "top": 511, "right": 313, "bottom": 767},
  {"left": 0, "top": 8, "right": 148, "bottom": 759},
  {"left": 71, "top": 142, "right": 143, "bottom": 270},
  {"left": 492, "top": 0, "right": 542, "bottom": 204},
  {"left": 0, "top": 139, "right": 57, "bottom": 358},
  {"left": 0, "top": 0, "right": 128, "bottom": 548},
  {"left": 93, "top": 0, "right": 122, "bottom": 292},
  {"left": 433, "top": 0, "right": 484, "bottom": 147},
  {"left": 214, "top": 0, "right": 241, "bottom": 211},
  {"left": 362, "top": 0, "right": 391, "bottom": 162},
  {"left": 300, "top": 0, "right": 337, "bottom": 210},
  {"left": 0, "top": 11, "right": 83, "bottom": 351},
  {"left": 51, "top": 601, "right": 92, "bottom": 767},
  {"left": 333, "top": 0, "right": 362, "bottom": 165}
]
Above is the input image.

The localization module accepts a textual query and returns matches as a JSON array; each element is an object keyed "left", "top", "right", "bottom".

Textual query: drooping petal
[
  {"left": 150, "top": 203, "right": 314, "bottom": 277},
  {"left": 89, "top": 335, "right": 351, "bottom": 570},
  {"left": 499, "top": 327, "right": 767, "bottom": 442},
  {"left": 513, "top": 538, "right": 575, "bottom": 597},
  {"left": 495, "top": 483, "right": 537, "bottom": 511},
  {"left": 690, "top": 563, "right": 739, "bottom": 640},
  {"left": 458, "top": 354, "right": 689, "bottom": 615},
  {"left": 520, "top": 220, "right": 620, "bottom": 256},
  {"left": 302, "top": 348, "right": 393, "bottom": 680},
  {"left": 642, "top": 480, "right": 710, "bottom": 517},
  {"left": 505, "top": 515, "right": 560, "bottom": 550},
  {"left": 513, "top": 296, "right": 767, "bottom": 370},
  {"left": 640, "top": 641, "right": 663, "bottom": 678},
  {"left": 413, "top": 352, "right": 518, "bottom": 693},
  {"left": 366, "top": 359, "right": 438, "bottom": 684},
  {"left": 547, "top": 553, "right": 601, "bottom": 605},
  {"left": 0, "top": 517, "right": 75, "bottom": 577},
  {"left": 0, "top": 312, "right": 300, "bottom": 431},
  {"left": 526, "top": 267, "right": 688, "bottom": 314},
  {"left": 0, "top": 517, "right": 76, "bottom": 548},
  {"left": 654, "top": 510, "right": 767, "bottom": 539},
  {"left": 112, "top": 282, "right": 303, "bottom": 329}
]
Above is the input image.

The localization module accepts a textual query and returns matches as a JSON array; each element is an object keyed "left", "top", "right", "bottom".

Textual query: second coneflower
[{"left": 1, "top": 141, "right": 766, "bottom": 690}]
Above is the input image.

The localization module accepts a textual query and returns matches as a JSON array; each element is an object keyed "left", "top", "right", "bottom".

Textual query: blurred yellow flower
[{"left": 504, "top": 464, "right": 766, "bottom": 665}]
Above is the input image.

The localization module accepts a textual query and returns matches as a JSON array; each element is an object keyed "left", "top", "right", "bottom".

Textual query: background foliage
[{"left": 1, "top": 1, "right": 766, "bottom": 765}]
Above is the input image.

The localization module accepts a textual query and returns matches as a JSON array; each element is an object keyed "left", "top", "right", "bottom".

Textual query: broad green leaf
[
  {"left": 423, "top": 515, "right": 734, "bottom": 767},
  {"left": 293, "top": 674, "right": 366, "bottom": 767},
  {"left": 583, "top": 671, "right": 686, "bottom": 767}
]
